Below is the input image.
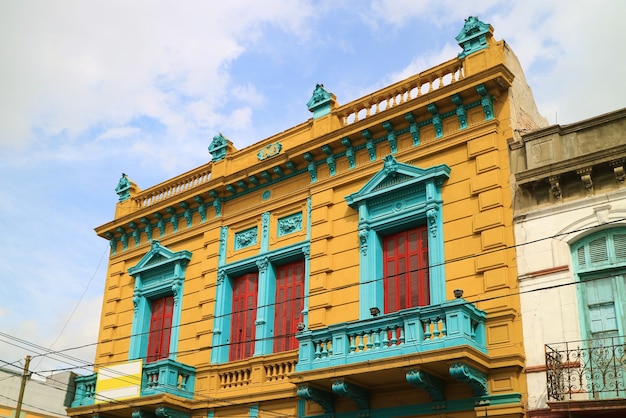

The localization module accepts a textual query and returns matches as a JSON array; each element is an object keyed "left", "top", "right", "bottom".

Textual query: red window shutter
[
  {"left": 146, "top": 295, "right": 174, "bottom": 363},
  {"left": 383, "top": 226, "right": 429, "bottom": 313},
  {"left": 274, "top": 260, "right": 304, "bottom": 352},
  {"left": 230, "top": 273, "right": 258, "bottom": 361}
]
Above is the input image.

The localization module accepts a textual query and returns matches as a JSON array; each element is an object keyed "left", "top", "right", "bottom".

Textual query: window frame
[
  {"left": 127, "top": 240, "right": 192, "bottom": 362},
  {"left": 345, "top": 155, "right": 449, "bottom": 319}
]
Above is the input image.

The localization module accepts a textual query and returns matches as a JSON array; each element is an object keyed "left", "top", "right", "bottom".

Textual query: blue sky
[{"left": 1, "top": 0, "right": 624, "bottom": 376}]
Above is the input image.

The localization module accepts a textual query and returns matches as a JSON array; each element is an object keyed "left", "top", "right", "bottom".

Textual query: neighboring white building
[
  {"left": 511, "top": 108, "right": 626, "bottom": 417},
  {"left": 0, "top": 367, "right": 77, "bottom": 418}
]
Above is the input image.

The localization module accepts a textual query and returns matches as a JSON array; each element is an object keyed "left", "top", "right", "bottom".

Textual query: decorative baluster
[
  {"left": 441, "top": 318, "right": 447, "bottom": 337},
  {"left": 358, "top": 333, "right": 365, "bottom": 352},
  {"left": 321, "top": 340, "right": 329, "bottom": 357},
  {"left": 382, "top": 328, "right": 390, "bottom": 348},
  {"left": 399, "top": 327, "right": 405, "bottom": 345},
  {"left": 349, "top": 333, "right": 356, "bottom": 353},
  {"left": 353, "top": 108, "right": 360, "bottom": 123},
  {"left": 366, "top": 331, "right": 374, "bottom": 350},
  {"left": 373, "top": 329, "right": 381, "bottom": 349},
  {"left": 423, "top": 319, "right": 432, "bottom": 340},
  {"left": 314, "top": 341, "right": 322, "bottom": 359},
  {"left": 433, "top": 317, "right": 441, "bottom": 338},
  {"left": 390, "top": 327, "right": 398, "bottom": 347}
]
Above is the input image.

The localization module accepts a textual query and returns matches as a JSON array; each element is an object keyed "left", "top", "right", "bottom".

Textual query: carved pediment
[
  {"left": 345, "top": 155, "right": 450, "bottom": 208},
  {"left": 128, "top": 240, "right": 192, "bottom": 277}
]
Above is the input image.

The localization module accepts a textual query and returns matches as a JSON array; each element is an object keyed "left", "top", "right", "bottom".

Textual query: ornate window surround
[
  {"left": 127, "top": 240, "right": 192, "bottom": 361},
  {"left": 345, "top": 155, "right": 450, "bottom": 319}
]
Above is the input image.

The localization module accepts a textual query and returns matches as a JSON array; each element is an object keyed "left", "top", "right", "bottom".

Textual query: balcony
[
  {"left": 70, "top": 359, "right": 195, "bottom": 407},
  {"left": 296, "top": 298, "right": 486, "bottom": 373},
  {"left": 546, "top": 337, "right": 626, "bottom": 401}
]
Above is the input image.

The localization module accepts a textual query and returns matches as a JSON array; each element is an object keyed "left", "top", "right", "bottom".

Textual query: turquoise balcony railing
[
  {"left": 71, "top": 373, "right": 97, "bottom": 407},
  {"left": 296, "top": 298, "right": 486, "bottom": 372},
  {"left": 69, "top": 359, "right": 196, "bottom": 407},
  {"left": 142, "top": 358, "right": 196, "bottom": 399}
]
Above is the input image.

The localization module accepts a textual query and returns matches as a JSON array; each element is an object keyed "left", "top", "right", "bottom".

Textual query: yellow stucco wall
[{"left": 84, "top": 25, "right": 546, "bottom": 418}]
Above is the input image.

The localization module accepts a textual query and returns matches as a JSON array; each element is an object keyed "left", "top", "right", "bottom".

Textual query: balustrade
[
  {"left": 141, "top": 358, "right": 196, "bottom": 399},
  {"left": 70, "top": 373, "right": 97, "bottom": 407},
  {"left": 134, "top": 165, "right": 212, "bottom": 209},
  {"left": 335, "top": 59, "right": 464, "bottom": 126},
  {"left": 296, "top": 299, "right": 486, "bottom": 372},
  {"left": 546, "top": 337, "right": 626, "bottom": 401}
]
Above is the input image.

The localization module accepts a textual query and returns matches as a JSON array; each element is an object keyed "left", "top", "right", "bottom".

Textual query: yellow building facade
[{"left": 68, "top": 17, "right": 547, "bottom": 418}]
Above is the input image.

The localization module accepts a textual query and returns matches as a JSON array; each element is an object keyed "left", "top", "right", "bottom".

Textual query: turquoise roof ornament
[
  {"left": 307, "top": 84, "right": 336, "bottom": 119},
  {"left": 455, "top": 16, "right": 493, "bottom": 59},
  {"left": 115, "top": 173, "right": 132, "bottom": 202},
  {"left": 208, "top": 132, "right": 230, "bottom": 161}
]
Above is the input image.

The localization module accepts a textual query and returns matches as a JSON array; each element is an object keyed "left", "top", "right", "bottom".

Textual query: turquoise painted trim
[
  {"left": 249, "top": 404, "right": 259, "bottom": 418},
  {"left": 296, "top": 299, "right": 487, "bottom": 372},
  {"left": 301, "top": 392, "right": 521, "bottom": 418},
  {"left": 70, "top": 373, "right": 97, "bottom": 406},
  {"left": 110, "top": 97, "right": 485, "bottom": 253},
  {"left": 207, "top": 411, "right": 214, "bottom": 418},
  {"left": 345, "top": 155, "right": 450, "bottom": 319},
  {"left": 141, "top": 358, "right": 196, "bottom": 399},
  {"left": 127, "top": 241, "right": 192, "bottom": 362},
  {"left": 261, "top": 212, "right": 270, "bottom": 251},
  {"left": 211, "top": 241, "right": 310, "bottom": 363},
  {"left": 571, "top": 228, "right": 626, "bottom": 343}
]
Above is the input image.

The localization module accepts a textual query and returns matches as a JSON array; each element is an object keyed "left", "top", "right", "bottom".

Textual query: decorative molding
[
  {"left": 180, "top": 202, "right": 191, "bottom": 227},
  {"left": 449, "top": 362, "right": 488, "bottom": 396},
  {"left": 609, "top": 159, "right": 626, "bottom": 184},
  {"left": 406, "top": 369, "right": 445, "bottom": 401},
  {"left": 257, "top": 142, "right": 282, "bottom": 160},
  {"left": 193, "top": 196, "right": 207, "bottom": 222},
  {"left": 331, "top": 379, "right": 370, "bottom": 410},
  {"left": 234, "top": 227, "right": 258, "bottom": 250},
  {"left": 278, "top": 212, "right": 303, "bottom": 236},
  {"left": 166, "top": 206, "right": 179, "bottom": 233}
]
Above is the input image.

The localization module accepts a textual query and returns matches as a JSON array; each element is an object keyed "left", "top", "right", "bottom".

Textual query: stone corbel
[
  {"left": 166, "top": 206, "right": 179, "bottom": 232},
  {"left": 406, "top": 369, "right": 445, "bottom": 402},
  {"left": 449, "top": 362, "right": 488, "bottom": 397},
  {"left": 451, "top": 94, "right": 467, "bottom": 129},
  {"left": 133, "top": 409, "right": 156, "bottom": 418},
  {"left": 129, "top": 221, "right": 141, "bottom": 246},
  {"left": 576, "top": 167, "right": 594, "bottom": 195},
  {"left": 341, "top": 137, "right": 356, "bottom": 169},
  {"left": 180, "top": 202, "right": 192, "bottom": 227},
  {"left": 303, "top": 152, "right": 317, "bottom": 183},
  {"left": 383, "top": 120, "right": 397, "bottom": 153},
  {"left": 322, "top": 145, "right": 336, "bottom": 176},
  {"left": 155, "top": 406, "right": 190, "bottom": 418},
  {"left": 609, "top": 159, "right": 626, "bottom": 184},
  {"left": 117, "top": 226, "right": 128, "bottom": 250},
  {"left": 154, "top": 212, "right": 166, "bottom": 236},
  {"left": 548, "top": 176, "right": 562, "bottom": 200},
  {"left": 193, "top": 196, "right": 207, "bottom": 222},
  {"left": 332, "top": 379, "right": 370, "bottom": 410},
  {"left": 297, "top": 385, "right": 334, "bottom": 413},
  {"left": 428, "top": 103, "right": 443, "bottom": 138},
  {"left": 404, "top": 112, "right": 420, "bottom": 145},
  {"left": 362, "top": 129, "right": 376, "bottom": 161}
]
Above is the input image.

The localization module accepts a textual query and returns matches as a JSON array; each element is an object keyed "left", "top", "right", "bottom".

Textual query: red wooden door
[
  {"left": 146, "top": 295, "right": 174, "bottom": 363},
  {"left": 383, "top": 226, "right": 429, "bottom": 313},
  {"left": 230, "top": 273, "right": 258, "bottom": 361},
  {"left": 274, "top": 260, "right": 304, "bottom": 352}
]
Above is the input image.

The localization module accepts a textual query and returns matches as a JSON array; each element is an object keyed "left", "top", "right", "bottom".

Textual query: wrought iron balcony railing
[
  {"left": 296, "top": 298, "right": 486, "bottom": 372},
  {"left": 546, "top": 336, "right": 626, "bottom": 401},
  {"left": 69, "top": 359, "right": 196, "bottom": 407}
]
